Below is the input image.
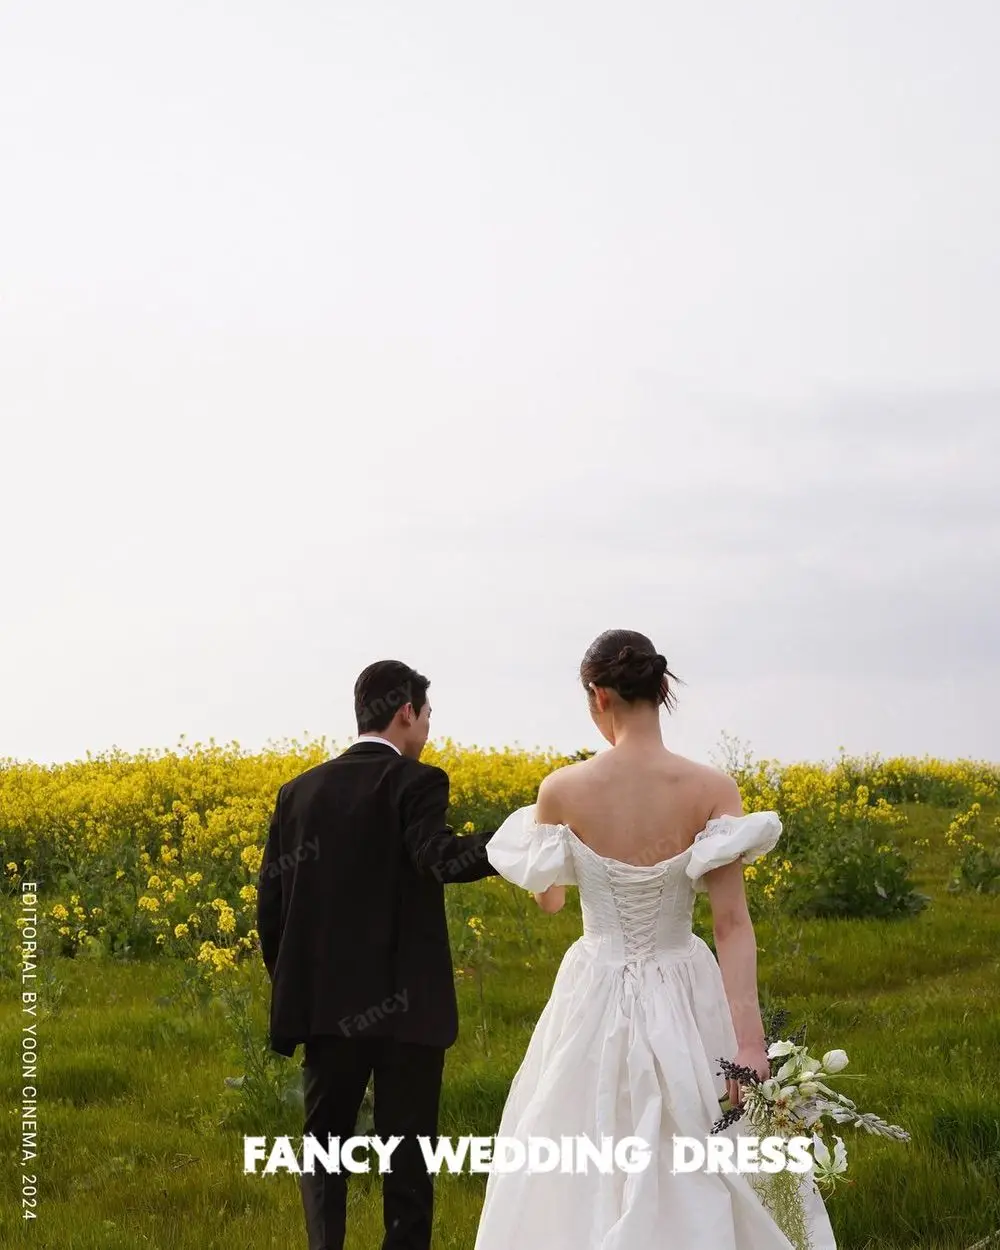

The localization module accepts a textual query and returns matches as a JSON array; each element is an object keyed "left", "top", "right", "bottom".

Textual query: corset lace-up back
[{"left": 564, "top": 832, "right": 700, "bottom": 974}]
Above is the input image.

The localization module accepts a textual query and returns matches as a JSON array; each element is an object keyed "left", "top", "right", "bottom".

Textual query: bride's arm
[
  {"left": 532, "top": 774, "right": 568, "bottom": 913},
  {"left": 533, "top": 884, "right": 566, "bottom": 913},
  {"left": 703, "top": 778, "right": 769, "bottom": 1087},
  {"left": 706, "top": 862, "right": 766, "bottom": 1053}
]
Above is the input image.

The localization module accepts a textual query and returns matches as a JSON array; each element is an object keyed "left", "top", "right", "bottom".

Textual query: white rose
[{"left": 821, "top": 1049, "right": 849, "bottom": 1074}]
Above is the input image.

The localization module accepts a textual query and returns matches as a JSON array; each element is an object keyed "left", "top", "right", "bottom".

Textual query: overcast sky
[{"left": 2, "top": 1, "right": 997, "bottom": 768}]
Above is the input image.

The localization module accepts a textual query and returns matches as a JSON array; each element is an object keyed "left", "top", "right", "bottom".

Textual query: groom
[{"left": 256, "top": 660, "right": 499, "bottom": 1250}]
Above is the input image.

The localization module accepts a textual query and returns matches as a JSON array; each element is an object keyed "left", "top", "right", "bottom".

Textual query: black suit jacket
[{"left": 256, "top": 741, "right": 498, "bottom": 1057}]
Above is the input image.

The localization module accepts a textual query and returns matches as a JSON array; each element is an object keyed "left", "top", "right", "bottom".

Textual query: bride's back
[{"left": 555, "top": 749, "right": 725, "bottom": 868}]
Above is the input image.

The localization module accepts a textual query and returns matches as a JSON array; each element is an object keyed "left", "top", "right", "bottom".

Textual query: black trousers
[{"left": 299, "top": 1035, "right": 446, "bottom": 1250}]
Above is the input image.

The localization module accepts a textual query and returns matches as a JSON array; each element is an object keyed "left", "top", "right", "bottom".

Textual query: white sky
[{"left": 2, "top": 1, "right": 997, "bottom": 767}]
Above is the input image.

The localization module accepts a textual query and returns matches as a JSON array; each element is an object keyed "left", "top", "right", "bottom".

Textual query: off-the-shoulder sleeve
[
  {"left": 486, "top": 804, "right": 577, "bottom": 891},
  {"left": 685, "top": 811, "right": 782, "bottom": 892}
]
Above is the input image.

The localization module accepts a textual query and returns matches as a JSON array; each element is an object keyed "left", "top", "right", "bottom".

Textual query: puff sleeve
[
  {"left": 685, "top": 811, "right": 782, "bottom": 892},
  {"left": 486, "top": 804, "right": 577, "bottom": 891}
]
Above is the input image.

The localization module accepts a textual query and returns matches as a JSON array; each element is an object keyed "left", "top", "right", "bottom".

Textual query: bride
[{"left": 474, "top": 629, "right": 837, "bottom": 1249}]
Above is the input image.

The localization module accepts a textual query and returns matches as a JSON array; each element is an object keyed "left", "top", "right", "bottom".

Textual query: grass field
[{"left": 2, "top": 764, "right": 999, "bottom": 1248}]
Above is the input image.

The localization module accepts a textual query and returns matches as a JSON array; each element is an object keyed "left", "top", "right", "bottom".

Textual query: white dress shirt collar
[{"left": 352, "top": 734, "right": 402, "bottom": 755}]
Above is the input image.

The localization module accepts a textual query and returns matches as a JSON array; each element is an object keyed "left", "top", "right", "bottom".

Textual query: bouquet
[{"left": 711, "top": 1016, "right": 910, "bottom": 1250}]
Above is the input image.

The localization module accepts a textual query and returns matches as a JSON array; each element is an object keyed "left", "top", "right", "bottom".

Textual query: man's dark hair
[{"left": 354, "top": 661, "right": 430, "bottom": 733}]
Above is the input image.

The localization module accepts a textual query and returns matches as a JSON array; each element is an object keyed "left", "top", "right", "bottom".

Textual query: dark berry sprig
[
  {"left": 711, "top": 1104, "right": 746, "bottom": 1133},
  {"left": 710, "top": 1057, "right": 766, "bottom": 1134},
  {"left": 764, "top": 1007, "right": 791, "bottom": 1043},
  {"left": 717, "top": 1057, "right": 763, "bottom": 1088},
  {"left": 762, "top": 1005, "right": 807, "bottom": 1050}
]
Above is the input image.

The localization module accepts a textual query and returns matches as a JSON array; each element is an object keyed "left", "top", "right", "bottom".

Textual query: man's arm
[
  {"left": 256, "top": 786, "right": 284, "bottom": 978},
  {"left": 402, "top": 766, "right": 498, "bottom": 884}
]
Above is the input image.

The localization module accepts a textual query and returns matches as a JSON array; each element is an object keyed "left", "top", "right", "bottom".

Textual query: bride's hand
[{"left": 728, "top": 1041, "right": 771, "bottom": 1109}]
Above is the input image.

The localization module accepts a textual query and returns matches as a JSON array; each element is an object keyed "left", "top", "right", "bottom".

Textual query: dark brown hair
[
  {"left": 580, "top": 629, "right": 681, "bottom": 712},
  {"left": 354, "top": 660, "right": 429, "bottom": 733}
]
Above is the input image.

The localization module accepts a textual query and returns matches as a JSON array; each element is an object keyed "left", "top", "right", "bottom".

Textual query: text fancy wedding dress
[{"left": 474, "top": 805, "right": 837, "bottom": 1250}]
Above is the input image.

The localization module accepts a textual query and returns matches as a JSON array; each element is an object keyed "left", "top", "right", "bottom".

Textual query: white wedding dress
[{"left": 474, "top": 805, "right": 837, "bottom": 1250}]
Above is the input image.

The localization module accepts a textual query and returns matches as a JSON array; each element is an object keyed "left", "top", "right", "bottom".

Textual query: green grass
[{"left": 2, "top": 801, "right": 999, "bottom": 1248}]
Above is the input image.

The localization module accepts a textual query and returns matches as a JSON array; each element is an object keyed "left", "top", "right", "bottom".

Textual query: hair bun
[
  {"left": 608, "top": 646, "right": 661, "bottom": 692},
  {"left": 617, "top": 646, "right": 659, "bottom": 677},
  {"left": 580, "top": 629, "right": 679, "bottom": 712}
]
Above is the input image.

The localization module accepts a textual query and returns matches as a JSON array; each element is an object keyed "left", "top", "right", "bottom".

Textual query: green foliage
[
  {"left": 2, "top": 806, "right": 1000, "bottom": 1247},
  {"left": 949, "top": 843, "right": 1000, "bottom": 894},
  {"left": 749, "top": 1169, "right": 813, "bottom": 1250},
  {"left": 215, "top": 970, "right": 303, "bottom": 1137},
  {"left": 3, "top": 740, "right": 1000, "bottom": 1248},
  {"left": 785, "top": 824, "right": 929, "bottom": 920},
  {"left": 930, "top": 1104, "right": 1000, "bottom": 1168}
]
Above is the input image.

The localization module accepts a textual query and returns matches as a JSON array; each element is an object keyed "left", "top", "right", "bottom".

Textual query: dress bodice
[
  {"left": 567, "top": 833, "right": 702, "bottom": 965},
  {"left": 487, "top": 806, "right": 783, "bottom": 970}
]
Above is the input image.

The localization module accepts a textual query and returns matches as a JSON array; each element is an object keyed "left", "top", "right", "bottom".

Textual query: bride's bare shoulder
[
  {"left": 538, "top": 756, "right": 591, "bottom": 792},
  {"left": 668, "top": 755, "right": 744, "bottom": 811},
  {"left": 535, "top": 756, "right": 594, "bottom": 818},
  {"left": 667, "top": 752, "right": 714, "bottom": 773},
  {"left": 660, "top": 752, "right": 725, "bottom": 781},
  {"left": 694, "top": 759, "right": 745, "bottom": 813}
]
